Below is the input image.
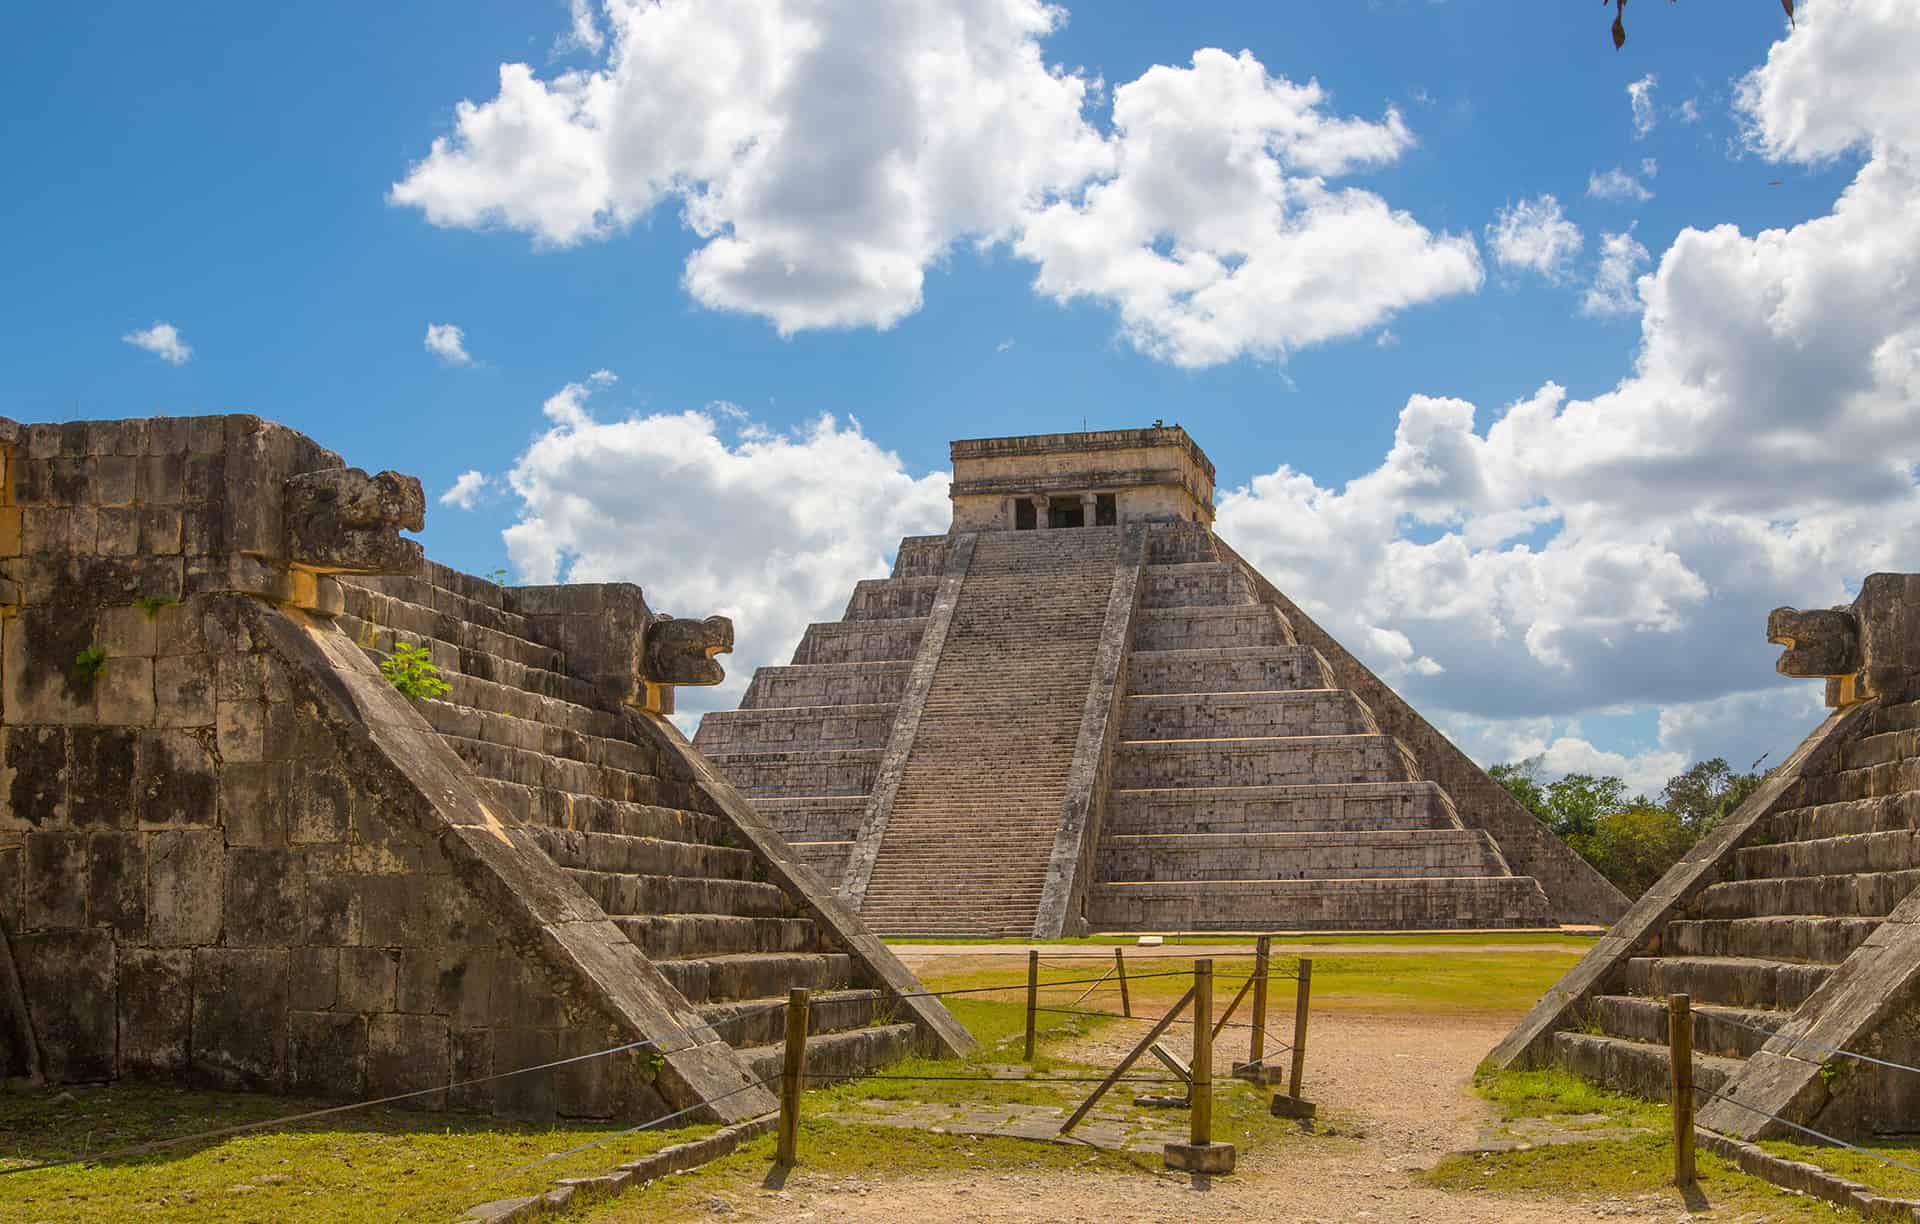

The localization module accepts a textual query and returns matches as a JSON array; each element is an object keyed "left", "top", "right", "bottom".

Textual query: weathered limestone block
[{"left": 1771, "top": 574, "right": 1920, "bottom": 706}]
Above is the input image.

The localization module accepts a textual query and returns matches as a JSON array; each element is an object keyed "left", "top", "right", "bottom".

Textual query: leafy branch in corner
[
  {"left": 380, "top": 641, "right": 451, "bottom": 700},
  {"left": 1608, "top": 0, "right": 1793, "bottom": 50}
]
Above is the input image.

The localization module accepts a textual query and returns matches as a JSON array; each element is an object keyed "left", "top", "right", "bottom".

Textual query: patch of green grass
[
  {"left": 1761, "top": 1137, "right": 1920, "bottom": 1202},
  {"left": 1422, "top": 1137, "right": 1848, "bottom": 1221},
  {"left": 1470, "top": 1063, "right": 1666, "bottom": 1128},
  {"left": 889, "top": 930, "right": 1598, "bottom": 948},
  {"left": 0, "top": 1083, "right": 714, "bottom": 1224}
]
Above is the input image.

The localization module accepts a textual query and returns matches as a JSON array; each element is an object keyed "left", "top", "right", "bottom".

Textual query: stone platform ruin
[
  {"left": 1491, "top": 572, "right": 1920, "bottom": 1142},
  {"left": 0, "top": 413, "right": 970, "bottom": 1123},
  {"left": 697, "top": 427, "right": 1625, "bottom": 938}
]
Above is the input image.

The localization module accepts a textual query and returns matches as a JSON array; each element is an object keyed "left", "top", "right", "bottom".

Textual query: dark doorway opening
[
  {"left": 1015, "top": 500, "right": 1036, "bottom": 530},
  {"left": 1048, "top": 497, "right": 1085, "bottom": 529},
  {"left": 1095, "top": 493, "right": 1117, "bottom": 526}
]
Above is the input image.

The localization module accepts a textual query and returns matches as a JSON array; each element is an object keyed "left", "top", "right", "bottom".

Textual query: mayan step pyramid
[
  {"left": 1492, "top": 574, "right": 1920, "bottom": 1142},
  {"left": 697, "top": 428, "right": 1625, "bottom": 938},
  {"left": 0, "top": 413, "right": 968, "bottom": 1122}
]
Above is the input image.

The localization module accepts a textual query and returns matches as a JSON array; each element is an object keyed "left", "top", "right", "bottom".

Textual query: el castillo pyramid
[
  {"left": 1492, "top": 573, "right": 1920, "bottom": 1142},
  {"left": 696, "top": 427, "right": 1627, "bottom": 937}
]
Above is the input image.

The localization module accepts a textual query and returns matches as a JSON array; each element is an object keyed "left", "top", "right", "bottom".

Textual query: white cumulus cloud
[
  {"left": 1485, "top": 195, "right": 1584, "bottom": 282},
  {"left": 1581, "top": 229, "right": 1652, "bottom": 317},
  {"left": 439, "top": 470, "right": 492, "bottom": 510},
  {"left": 1628, "top": 73, "right": 1658, "bottom": 138},
  {"left": 122, "top": 321, "right": 192, "bottom": 365},
  {"left": 1215, "top": 0, "right": 1920, "bottom": 785},
  {"left": 392, "top": 4, "right": 1477, "bottom": 366},
  {"left": 1587, "top": 166, "right": 1653, "bottom": 203},
  {"left": 424, "top": 322, "right": 473, "bottom": 366},
  {"left": 500, "top": 376, "right": 950, "bottom": 718}
]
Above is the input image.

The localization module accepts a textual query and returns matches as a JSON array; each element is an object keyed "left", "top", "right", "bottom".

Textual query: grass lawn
[
  {"left": 889, "top": 930, "right": 1600, "bottom": 948},
  {"left": 1760, "top": 1137, "right": 1920, "bottom": 1203},
  {"left": 1423, "top": 1064, "right": 1855, "bottom": 1223},
  {"left": 0, "top": 939, "right": 1587, "bottom": 1223}
]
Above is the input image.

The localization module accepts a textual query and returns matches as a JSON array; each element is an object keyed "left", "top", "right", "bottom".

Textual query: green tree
[
  {"left": 1575, "top": 804, "right": 1696, "bottom": 897},
  {"left": 1489, "top": 757, "right": 1549, "bottom": 819},
  {"left": 1660, "top": 756, "right": 1767, "bottom": 834},
  {"left": 1542, "top": 772, "right": 1633, "bottom": 840}
]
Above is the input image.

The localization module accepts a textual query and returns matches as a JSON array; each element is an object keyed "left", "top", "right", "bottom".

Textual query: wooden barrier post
[
  {"left": 1271, "top": 956, "right": 1316, "bottom": 1118},
  {"left": 776, "top": 987, "right": 810, "bottom": 1167},
  {"left": 1024, "top": 949, "right": 1039, "bottom": 1062},
  {"left": 1115, "top": 947, "right": 1132, "bottom": 1019},
  {"left": 1191, "top": 959, "right": 1213, "bottom": 1147},
  {"left": 1164, "top": 959, "right": 1234, "bottom": 1173},
  {"left": 1249, "top": 934, "right": 1270, "bottom": 1067},
  {"left": 1061, "top": 986, "right": 1195, "bottom": 1136},
  {"left": 1670, "top": 993, "right": 1695, "bottom": 1186}
]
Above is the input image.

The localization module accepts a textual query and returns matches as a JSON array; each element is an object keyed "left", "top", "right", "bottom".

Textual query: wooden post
[
  {"left": 1249, "top": 935, "right": 1271, "bottom": 1068},
  {"left": 1670, "top": 993, "right": 1695, "bottom": 1186},
  {"left": 1059, "top": 986, "right": 1196, "bottom": 1135},
  {"left": 776, "top": 987, "right": 809, "bottom": 1167},
  {"left": 1191, "top": 959, "right": 1213, "bottom": 1147},
  {"left": 1288, "top": 957, "right": 1312, "bottom": 1101},
  {"left": 1024, "top": 949, "right": 1039, "bottom": 1062},
  {"left": 1115, "top": 947, "right": 1132, "bottom": 1018}
]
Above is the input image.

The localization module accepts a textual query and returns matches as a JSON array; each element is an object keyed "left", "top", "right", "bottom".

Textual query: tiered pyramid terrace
[{"left": 698, "top": 428, "right": 1623, "bottom": 938}]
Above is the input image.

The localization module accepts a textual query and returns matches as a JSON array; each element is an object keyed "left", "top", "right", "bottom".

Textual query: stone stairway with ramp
[
  {"left": 1517, "top": 697, "right": 1920, "bottom": 1104},
  {"left": 340, "top": 564, "right": 935, "bottom": 1083},
  {"left": 693, "top": 536, "right": 955, "bottom": 886},
  {"left": 855, "top": 527, "right": 1124, "bottom": 936},
  {"left": 1087, "top": 524, "right": 1558, "bottom": 931},
  {"left": 1495, "top": 572, "right": 1920, "bottom": 1142}
]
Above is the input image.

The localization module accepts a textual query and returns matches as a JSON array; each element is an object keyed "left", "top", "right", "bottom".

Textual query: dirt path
[
  {"left": 888, "top": 941, "right": 1590, "bottom": 959},
  {"left": 665, "top": 1012, "right": 1629, "bottom": 1222}
]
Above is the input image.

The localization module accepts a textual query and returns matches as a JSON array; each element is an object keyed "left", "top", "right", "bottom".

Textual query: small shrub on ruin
[
  {"left": 71, "top": 645, "right": 108, "bottom": 685},
  {"left": 380, "top": 641, "right": 451, "bottom": 700}
]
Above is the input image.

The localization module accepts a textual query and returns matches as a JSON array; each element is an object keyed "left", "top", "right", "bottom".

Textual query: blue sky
[{"left": 6, "top": 1, "right": 1914, "bottom": 790}]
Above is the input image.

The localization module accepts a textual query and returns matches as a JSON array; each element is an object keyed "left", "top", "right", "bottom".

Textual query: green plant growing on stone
[
  {"left": 1819, "top": 1057, "right": 1848, "bottom": 1091},
  {"left": 133, "top": 595, "right": 178, "bottom": 619},
  {"left": 380, "top": 641, "right": 450, "bottom": 700},
  {"left": 486, "top": 567, "right": 510, "bottom": 585},
  {"left": 71, "top": 644, "right": 108, "bottom": 686}
]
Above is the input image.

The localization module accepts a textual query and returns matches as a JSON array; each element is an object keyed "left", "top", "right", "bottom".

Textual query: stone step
[
  {"left": 614, "top": 914, "right": 820, "bottom": 961},
  {"left": 1766, "top": 793, "right": 1920, "bottom": 842},
  {"left": 1088, "top": 875, "right": 1556, "bottom": 931},
  {"left": 750, "top": 796, "right": 868, "bottom": 844},
  {"left": 1586, "top": 995, "right": 1787, "bottom": 1060},
  {"left": 337, "top": 592, "right": 561, "bottom": 675},
  {"left": 436, "top": 669, "right": 628, "bottom": 741},
  {"left": 791, "top": 617, "right": 929, "bottom": 665},
  {"left": 1127, "top": 646, "right": 1334, "bottom": 695},
  {"left": 655, "top": 952, "right": 856, "bottom": 1005},
  {"left": 843, "top": 576, "right": 944, "bottom": 621},
  {"left": 1097, "top": 829, "right": 1507, "bottom": 882},
  {"left": 1875, "top": 700, "right": 1920, "bottom": 733},
  {"left": 1120, "top": 690, "right": 1377, "bottom": 741},
  {"left": 1843, "top": 729, "right": 1920, "bottom": 771},
  {"left": 699, "top": 989, "right": 887, "bottom": 1048},
  {"left": 792, "top": 841, "right": 854, "bottom": 885},
  {"left": 484, "top": 780, "right": 722, "bottom": 835},
  {"left": 1661, "top": 916, "right": 1879, "bottom": 964},
  {"left": 891, "top": 535, "right": 952, "bottom": 578},
  {"left": 1549, "top": 1031, "right": 1740, "bottom": 1102},
  {"left": 564, "top": 869, "right": 796, "bottom": 919},
  {"left": 423, "top": 701, "right": 667, "bottom": 780},
  {"left": 1146, "top": 525, "right": 1219, "bottom": 565},
  {"left": 1113, "top": 734, "right": 1418, "bottom": 790},
  {"left": 699, "top": 749, "right": 882, "bottom": 798},
  {"left": 1798, "top": 760, "right": 1920, "bottom": 807},
  {"left": 1621, "top": 956, "right": 1831, "bottom": 1010},
  {"left": 693, "top": 703, "right": 898, "bottom": 754},
  {"left": 1103, "top": 781, "right": 1458, "bottom": 837},
  {"left": 526, "top": 826, "right": 754, "bottom": 880},
  {"left": 439, "top": 733, "right": 673, "bottom": 808},
  {"left": 1132, "top": 605, "right": 1292, "bottom": 652},
  {"left": 741, "top": 1023, "right": 921, "bottom": 1087},
  {"left": 739, "top": 661, "right": 912, "bottom": 711},
  {"left": 345, "top": 569, "right": 543, "bottom": 645},
  {"left": 1138, "top": 562, "right": 1251, "bottom": 609},
  {"left": 1692, "top": 869, "right": 1920, "bottom": 919},
  {"left": 1733, "top": 830, "right": 1920, "bottom": 880}
]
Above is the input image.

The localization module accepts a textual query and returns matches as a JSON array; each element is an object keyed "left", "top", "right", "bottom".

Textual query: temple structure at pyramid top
[{"left": 697, "top": 427, "right": 1628, "bottom": 937}]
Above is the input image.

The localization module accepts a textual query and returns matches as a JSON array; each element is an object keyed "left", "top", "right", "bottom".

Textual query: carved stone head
[
  {"left": 1769, "top": 573, "right": 1920, "bottom": 707},
  {"left": 643, "top": 615, "right": 734, "bottom": 687},
  {"left": 283, "top": 467, "right": 426, "bottom": 574},
  {"left": 1767, "top": 607, "right": 1859, "bottom": 678}
]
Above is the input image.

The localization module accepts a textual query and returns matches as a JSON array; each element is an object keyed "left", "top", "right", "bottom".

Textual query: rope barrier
[
  {"left": 803, "top": 1072, "right": 1188, "bottom": 1084},
  {"left": 1697, "top": 1011, "right": 1920, "bottom": 1081}
]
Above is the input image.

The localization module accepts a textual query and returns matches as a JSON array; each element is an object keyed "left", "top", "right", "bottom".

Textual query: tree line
[{"left": 1489, "top": 755, "right": 1768, "bottom": 898}]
